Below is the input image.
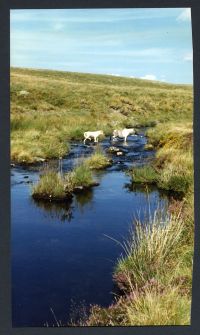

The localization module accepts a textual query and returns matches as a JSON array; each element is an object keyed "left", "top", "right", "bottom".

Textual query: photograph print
[{"left": 10, "top": 8, "right": 193, "bottom": 327}]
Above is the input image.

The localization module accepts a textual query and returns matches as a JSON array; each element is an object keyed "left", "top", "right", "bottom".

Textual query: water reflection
[
  {"left": 32, "top": 198, "right": 73, "bottom": 223},
  {"left": 32, "top": 188, "right": 96, "bottom": 221},
  {"left": 124, "top": 182, "right": 159, "bottom": 194},
  {"left": 74, "top": 189, "right": 94, "bottom": 213},
  {"left": 124, "top": 181, "right": 183, "bottom": 201}
]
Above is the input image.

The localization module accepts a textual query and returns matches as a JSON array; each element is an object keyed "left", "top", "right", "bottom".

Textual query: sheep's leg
[{"left": 84, "top": 136, "right": 90, "bottom": 144}]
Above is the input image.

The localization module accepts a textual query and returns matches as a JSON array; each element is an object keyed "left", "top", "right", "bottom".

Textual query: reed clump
[
  {"left": 129, "top": 165, "right": 158, "bottom": 185},
  {"left": 32, "top": 162, "right": 96, "bottom": 201},
  {"left": 85, "top": 146, "right": 111, "bottom": 170},
  {"left": 32, "top": 170, "right": 68, "bottom": 200},
  {"left": 86, "top": 201, "right": 193, "bottom": 326}
]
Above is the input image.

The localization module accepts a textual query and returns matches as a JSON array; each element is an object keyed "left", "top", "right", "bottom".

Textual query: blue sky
[{"left": 10, "top": 8, "right": 193, "bottom": 84}]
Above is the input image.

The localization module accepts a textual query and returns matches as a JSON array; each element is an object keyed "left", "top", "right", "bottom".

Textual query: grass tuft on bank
[
  {"left": 129, "top": 165, "right": 158, "bottom": 184},
  {"left": 86, "top": 199, "right": 193, "bottom": 326}
]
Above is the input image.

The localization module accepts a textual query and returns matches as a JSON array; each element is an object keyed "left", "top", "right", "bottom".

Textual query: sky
[{"left": 10, "top": 8, "right": 193, "bottom": 84}]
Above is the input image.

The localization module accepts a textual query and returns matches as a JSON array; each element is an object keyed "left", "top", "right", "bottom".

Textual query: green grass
[
  {"left": 128, "top": 122, "right": 193, "bottom": 195},
  {"left": 86, "top": 200, "right": 193, "bottom": 326},
  {"left": 115, "top": 210, "right": 186, "bottom": 290},
  {"left": 32, "top": 162, "right": 95, "bottom": 200},
  {"left": 11, "top": 67, "right": 192, "bottom": 163},
  {"left": 129, "top": 165, "right": 158, "bottom": 184},
  {"left": 87, "top": 287, "right": 191, "bottom": 326},
  {"left": 85, "top": 146, "right": 111, "bottom": 170},
  {"left": 68, "top": 162, "right": 94, "bottom": 187},
  {"left": 32, "top": 170, "right": 67, "bottom": 199},
  {"left": 147, "top": 122, "right": 193, "bottom": 194}
]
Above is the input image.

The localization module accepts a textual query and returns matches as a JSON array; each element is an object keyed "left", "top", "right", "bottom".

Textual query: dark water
[{"left": 11, "top": 133, "right": 168, "bottom": 327}]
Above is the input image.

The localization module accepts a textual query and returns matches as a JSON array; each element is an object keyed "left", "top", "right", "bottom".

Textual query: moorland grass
[
  {"left": 32, "top": 170, "right": 67, "bottom": 199},
  {"left": 148, "top": 122, "right": 193, "bottom": 194},
  {"left": 129, "top": 165, "right": 158, "bottom": 184},
  {"left": 87, "top": 286, "right": 191, "bottom": 326},
  {"left": 85, "top": 146, "right": 111, "bottom": 170},
  {"left": 11, "top": 67, "right": 193, "bottom": 163},
  {"left": 32, "top": 162, "right": 95, "bottom": 200},
  {"left": 86, "top": 194, "right": 193, "bottom": 326},
  {"left": 129, "top": 122, "right": 193, "bottom": 194},
  {"left": 69, "top": 163, "right": 94, "bottom": 187}
]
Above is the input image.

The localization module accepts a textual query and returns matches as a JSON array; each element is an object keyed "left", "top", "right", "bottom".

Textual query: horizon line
[{"left": 10, "top": 66, "right": 193, "bottom": 86}]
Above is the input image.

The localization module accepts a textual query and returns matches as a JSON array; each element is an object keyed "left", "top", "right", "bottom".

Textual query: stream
[{"left": 11, "top": 130, "right": 169, "bottom": 326}]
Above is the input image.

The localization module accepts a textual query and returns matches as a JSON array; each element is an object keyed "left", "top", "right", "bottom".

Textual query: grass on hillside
[{"left": 11, "top": 67, "right": 193, "bottom": 163}]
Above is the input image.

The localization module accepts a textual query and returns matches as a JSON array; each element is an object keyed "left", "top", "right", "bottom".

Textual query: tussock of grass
[
  {"left": 32, "top": 171, "right": 66, "bottom": 199},
  {"left": 68, "top": 163, "right": 94, "bottom": 188},
  {"left": 32, "top": 162, "right": 95, "bottom": 200},
  {"left": 146, "top": 122, "right": 194, "bottom": 194},
  {"left": 115, "top": 210, "right": 184, "bottom": 290},
  {"left": 129, "top": 165, "right": 158, "bottom": 184},
  {"left": 85, "top": 146, "right": 111, "bottom": 170},
  {"left": 86, "top": 204, "right": 193, "bottom": 326},
  {"left": 87, "top": 287, "right": 191, "bottom": 326}
]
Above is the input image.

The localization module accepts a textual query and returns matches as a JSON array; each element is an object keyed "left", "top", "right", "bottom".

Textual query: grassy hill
[{"left": 11, "top": 67, "right": 193, "bottom": 163}]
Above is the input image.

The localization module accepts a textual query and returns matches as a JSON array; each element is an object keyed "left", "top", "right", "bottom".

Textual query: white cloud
[
  {"left": 177, "top": 8, "right": 191, "bottom": 22},
  {"left": 184, "top": 52, "right": 193, "bottom": 61},
  {"left": 107, "top": 73, "right": 121, "bottom": 76},
  {"left": 140, "top": 74, "right": 157, "bottom": 81}
]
